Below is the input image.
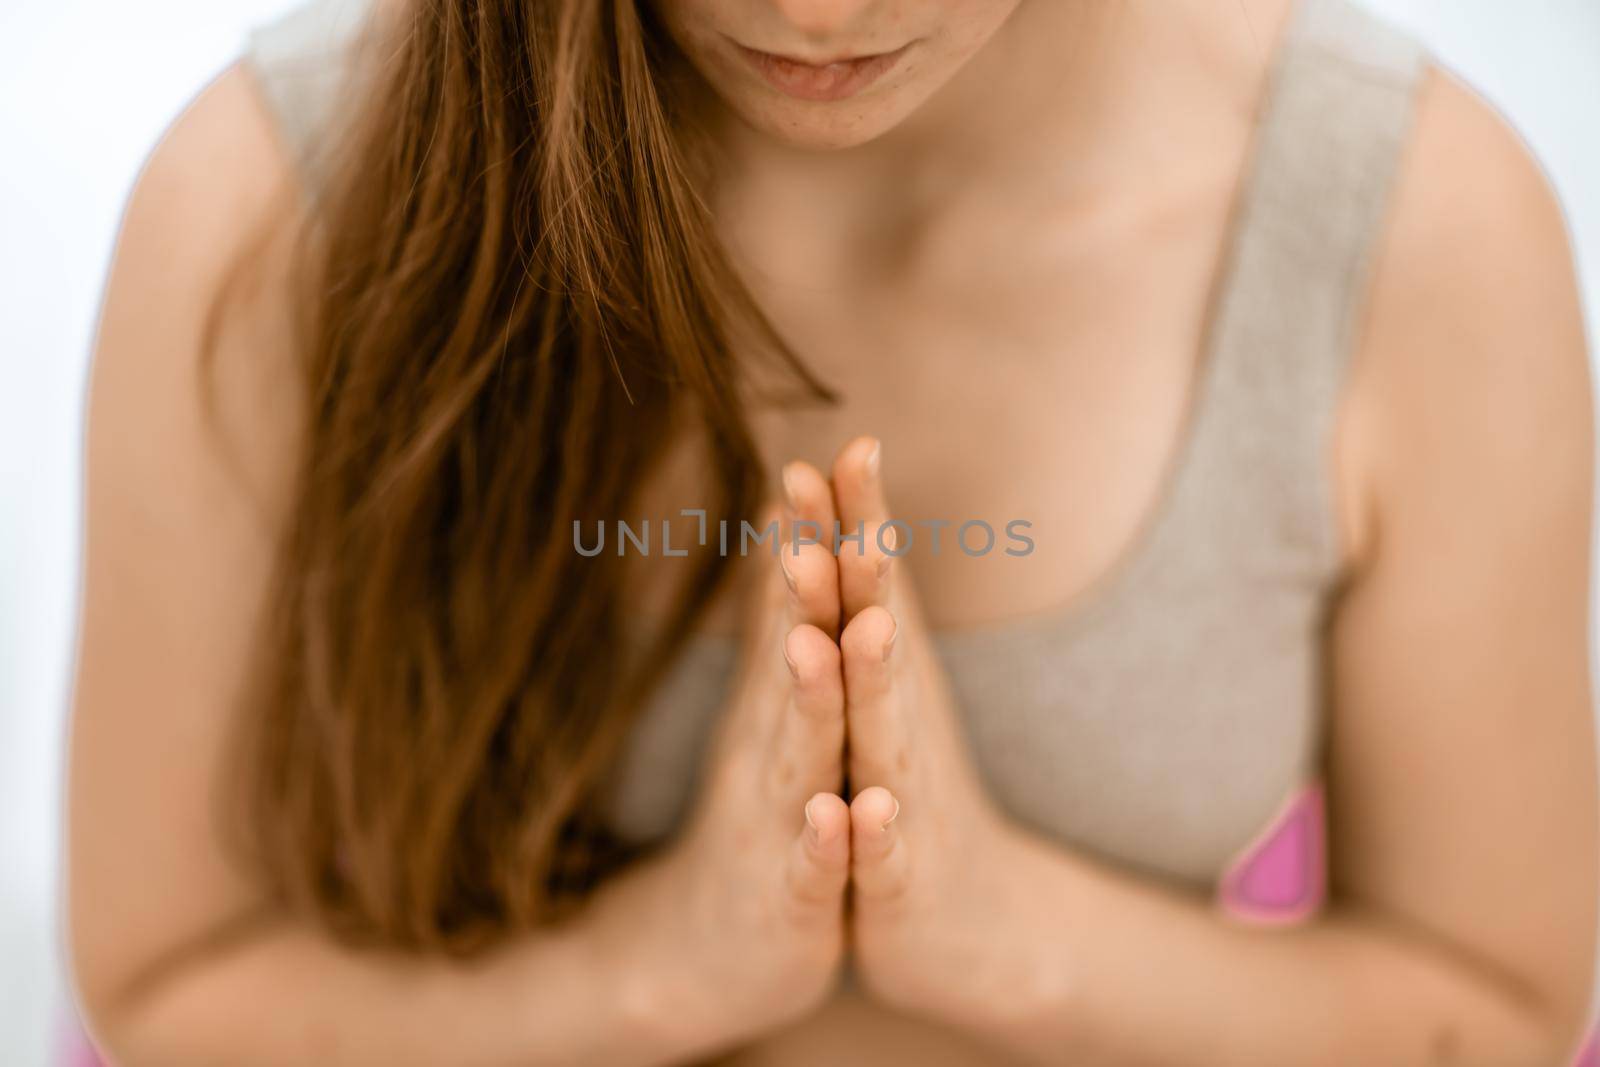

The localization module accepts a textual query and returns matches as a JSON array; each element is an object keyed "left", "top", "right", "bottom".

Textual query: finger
[
  {"left": 785, "top": 790, "right": 851, "bottom": 918},
  {"left": 837, "top": 518, "right": 899, "bottom": 626},
  {"left": 724, "top": 493, "right": 844, "bottom": 755},
  {"left": 780, "top": 538, "right": 841, "bottom": 640},
  {"left": 781, "top": 460, "right": 843, "bottom": 639},
  {"left": 849, "top": 785, "right": 910, "bottom": 908},
  {"left": 830, "top": 435, "right": 889, "bottom": 532},
  {"left": 829, "top": 436, "right": 897, "bottom": 622},
  {"left": 767, "top": 623, "right": 846, "bottom": 808},
  {"left": 839, "top": 605, "right": 907, "bottom": 792},
  {"left": 781, "top": 460, "right": 838, "bottom": 553}
]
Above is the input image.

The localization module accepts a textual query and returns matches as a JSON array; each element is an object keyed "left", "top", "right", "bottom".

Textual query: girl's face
[{"left": 649, "top": 0, "right": 1025, "bottom": 150}]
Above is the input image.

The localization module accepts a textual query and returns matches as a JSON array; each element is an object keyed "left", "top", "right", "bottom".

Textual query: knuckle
[{"left": 793, "top": 685, "right": 841, "bottom": 729}]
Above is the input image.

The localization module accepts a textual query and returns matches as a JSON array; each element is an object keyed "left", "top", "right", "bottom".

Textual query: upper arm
[
  {"left": 1328, "top": 63, "right": 1599, "bottom": 1050},
  {"left": 66, "top": 60, "right": 309, "bottom": 1030}
]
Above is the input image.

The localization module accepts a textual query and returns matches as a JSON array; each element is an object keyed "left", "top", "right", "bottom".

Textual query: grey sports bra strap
[
  {"left": 243, "top": 0, "right": 374, "bottom": 188},
  {"left": 1194, "top": 0, "right": 1427, "bottom": 582}
]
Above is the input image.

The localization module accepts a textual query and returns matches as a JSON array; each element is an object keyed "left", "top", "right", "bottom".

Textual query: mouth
[{"left": 731, "top": 39, "right": 914, "bottom": 103}]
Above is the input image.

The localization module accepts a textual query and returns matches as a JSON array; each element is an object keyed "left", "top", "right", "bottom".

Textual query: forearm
[
  {"left": 87, "top": 908, "right": 703, "bottom": 1067},
  {"left": 970, "top": 836, "right": 1572, "bottom": 1067}
]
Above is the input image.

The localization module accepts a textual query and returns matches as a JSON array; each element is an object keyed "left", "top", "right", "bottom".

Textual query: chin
[{"left": 732, "top": 98, "right": 921, "bottom": 151}]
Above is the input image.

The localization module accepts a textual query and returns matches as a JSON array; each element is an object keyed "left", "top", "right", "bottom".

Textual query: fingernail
[
  {"left": 882, "top": 618, "right": 898, "bottom": 663},
  {"left": 779, "top": 554, "right": 798, "bottom": 595},
  {"left": 866, "top": 439, "right": 882, "bottom": 478},
  {"left": 781, "top": 464, "right": 800, "bottom": 513},
  {"left": 783, "top": 643, "right": 800, "bottom": 680},
  {"left": 876, "top": 526, "right": 898, "bottom": 578},
  {"left": 882, "top": 796, "right": 900, "bottom": 831},
  {"left": 804, "top": 797, "right": 819, "bottom": 833}
]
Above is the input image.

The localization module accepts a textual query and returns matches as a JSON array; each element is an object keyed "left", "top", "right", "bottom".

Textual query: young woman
[{"left": 65, "top": 0, "right": 1599, "bottom": 1063}]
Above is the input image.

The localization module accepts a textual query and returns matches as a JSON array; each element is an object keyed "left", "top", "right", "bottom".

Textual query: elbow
[
  {"left": 68, "top": 965, "right": 198, "bottom": 1067},
  {"left": 66, "top": 911, "right": 186, "bottom": 1067},
  {"left": 66, "top": 958, "right": 132, "bottom": 1067},
  {"left": 67, "top": 938, "right": 148, "bottom": 1067},
  {"left": 65, "top": 902, "right": 115, "bottom": 1061}
]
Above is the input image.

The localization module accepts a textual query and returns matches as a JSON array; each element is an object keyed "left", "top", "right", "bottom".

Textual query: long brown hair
[{"left": 216, "top": 0, "right": 831, "bottom": 953}]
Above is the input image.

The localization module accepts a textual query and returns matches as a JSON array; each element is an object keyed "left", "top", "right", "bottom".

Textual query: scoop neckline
[
  {"left": 945, "top": 0, "right": 1315, "bottom": 645},
  {"left": 681, "top": 0, "right": 1308, "bottom": 654}
]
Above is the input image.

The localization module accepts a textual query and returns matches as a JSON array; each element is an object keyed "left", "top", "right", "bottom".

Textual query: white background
[{"left": 3, "top": 2, "right": 1598, "bottom": 1064}]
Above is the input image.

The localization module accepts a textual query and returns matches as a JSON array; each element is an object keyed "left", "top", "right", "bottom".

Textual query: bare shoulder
[
  {"left": 88, "top": 58, "right": 309, "bottom": 526},
  {"left": 120, "top": 58, "right": 297, "bottom": 227},
  {"left": 1336, "top": 61, "right": 1592, "bottom": 569},
  {"left": 105, "top": 59, "right": 301, "bottom": 305}
]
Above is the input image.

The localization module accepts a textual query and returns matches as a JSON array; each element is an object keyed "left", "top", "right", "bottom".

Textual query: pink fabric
[
  {"left": 1573, "top": 1027, "right": 1600, "bottom": 1067},
  {"left": 1217, "top": 781, "right": 1328, "bottom": 924}
]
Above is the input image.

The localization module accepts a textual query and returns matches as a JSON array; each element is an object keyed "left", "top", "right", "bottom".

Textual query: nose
[{"left": 771, "top": 0, "right": 876, "bottom": 39}]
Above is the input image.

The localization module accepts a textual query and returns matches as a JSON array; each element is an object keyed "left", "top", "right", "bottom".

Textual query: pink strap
[{"left": 1217, "top": 781, "right": 1328, "bottom": 924}]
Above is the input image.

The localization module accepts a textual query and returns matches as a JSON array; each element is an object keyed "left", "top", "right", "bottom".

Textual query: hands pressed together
[{"left": 589, "top": 436, "right": 1073, "bottom": 1060}]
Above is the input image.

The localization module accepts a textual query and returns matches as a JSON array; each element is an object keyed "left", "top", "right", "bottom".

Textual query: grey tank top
[{"left": 244, "top": 0, "right": 1427, "bottom": 895}]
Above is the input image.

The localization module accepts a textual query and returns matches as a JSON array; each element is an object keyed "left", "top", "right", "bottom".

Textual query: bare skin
[{"left": 68, "top": 0, "right": 1596, "bottom": 1064}]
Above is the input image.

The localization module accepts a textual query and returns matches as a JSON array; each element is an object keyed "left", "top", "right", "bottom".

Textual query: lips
[{"left": 734, "top": 41, "right": 912, "bottom": 103}]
